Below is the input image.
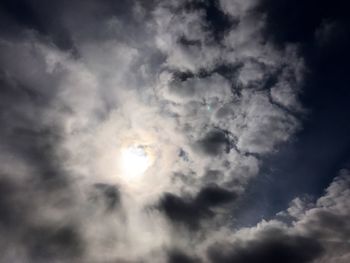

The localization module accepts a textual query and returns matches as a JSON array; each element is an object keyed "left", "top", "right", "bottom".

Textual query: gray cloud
[
  {"left": 168, "top": 249, "right": 201, "bottom": 263},
  {"left": 207, "top": 228, "right": 323, "bottom": 263},
  {"left": 157, "top": 184, "right": 237, "bottom": 230}
]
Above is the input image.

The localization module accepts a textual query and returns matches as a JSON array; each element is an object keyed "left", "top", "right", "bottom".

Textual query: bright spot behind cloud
[{"left": 120, "top": 146, "right": 151, "bottom": 179}]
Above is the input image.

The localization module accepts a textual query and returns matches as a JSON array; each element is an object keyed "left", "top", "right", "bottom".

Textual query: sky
[{"left": 0, "top": 0, "right": 349, "bottom": 262}]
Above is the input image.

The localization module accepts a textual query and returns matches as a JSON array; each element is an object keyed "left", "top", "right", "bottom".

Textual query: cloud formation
[{"left": 0, "top": 0, "right": 349, "bottom": 262}]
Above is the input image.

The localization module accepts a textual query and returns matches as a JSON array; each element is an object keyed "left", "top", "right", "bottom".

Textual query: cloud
[
  {"left": 90, "top": 183, "right": 121, "bottom": 211},
  {"left": 194, "top": 130, "right": 233, "bottom": 156},
  {"left": 2, "top": 0, "right": 346, "bottom": 262},
  {"left": 168, "top": 249, "right": 201, "bottom": 263},
  {"left": 25, "top": 225, "right": 84, "bottom": 262},
  {"left": 292, "top": 171, "right": 350, "bottom": 262},
  {"left": 207, "top": 228, "right": 323, "bottom": 263},
  {"left": 190, "top": 170, "right": 350, "bottom": 263},
  {"left": 158, "top": 184, "right": 237, "bottom": 230}
]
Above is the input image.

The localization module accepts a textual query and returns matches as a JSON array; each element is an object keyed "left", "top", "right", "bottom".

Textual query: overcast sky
[{"left": 0, "top": 0, "right": 349, "bottom": 262}]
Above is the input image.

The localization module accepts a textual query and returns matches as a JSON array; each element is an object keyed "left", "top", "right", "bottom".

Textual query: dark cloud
[
  {"left": 178, "top": 35, "right": 202, "bottom": 47},
  {"left": 208, "top": 228, "right": 324, "bottom": 263},
  {"left": 0, "top": 64, "right": 82, "bottom": 261},
  {"left": 168, "top": 249, "right": 201, "bottom": 263},
  {"left": 307, "top": 210, "right": 350, "bottom": 240},
  {"left": 196, "top": 184, "right": 237, "bottom": 207},
  {"left": 0, "top": 175, "right": 84, "bottom": 262},
  {"left": 195, "top": 130, "right": 234, "bottom": 156},
  {"left": 91, "top": 183, "right": 120, "bottom": 211},
  {"left": 0, "top": 0, "right": 157, "bottom": 52},
  {"left": 158, "top": 193, "right": 210, "bottom": 229},
  {"left": 25, "top": 225, "right": 84, "bottom": 261},
  {"left": 0, "top": 177, "right": 27, "bottom": 228},
  {"left": 0, "top": 67, "right": 69, "bottom": 189},
  {"left": 0, "top": 0, "right": 74, "bottom": 51},
  {"left": 158, "top": 185, "right": 236, "bottom": 229}
]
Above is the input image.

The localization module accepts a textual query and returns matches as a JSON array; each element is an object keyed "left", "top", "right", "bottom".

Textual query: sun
[{"left": 120, "top": 146, "right": 151, "bottom": 179}]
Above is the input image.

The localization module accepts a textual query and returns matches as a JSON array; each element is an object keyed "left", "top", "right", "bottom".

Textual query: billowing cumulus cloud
[{"left": 0, "top": 0, "right": 349, "bottom": 262}]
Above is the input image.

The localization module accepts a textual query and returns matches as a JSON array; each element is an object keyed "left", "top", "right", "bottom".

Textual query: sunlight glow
[{"left": 120, "top": 146, "right": 151, "bottom": 179}]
